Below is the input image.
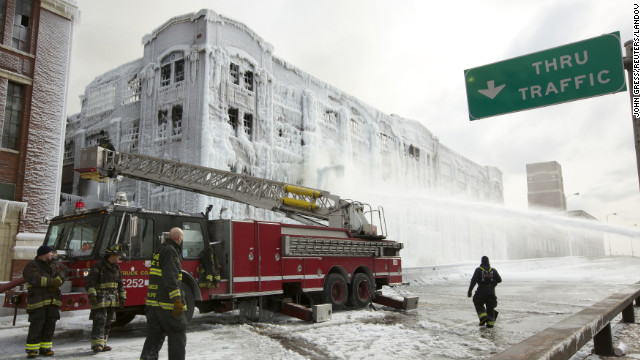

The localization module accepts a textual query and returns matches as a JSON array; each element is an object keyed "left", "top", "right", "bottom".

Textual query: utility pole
[{"left": 623, "top": 40, "right": 640, "bottom": 191}]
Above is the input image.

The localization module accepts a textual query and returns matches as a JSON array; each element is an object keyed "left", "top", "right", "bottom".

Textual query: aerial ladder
[{"left": 76, "top": 146, "right": 386, "bottom": 239}]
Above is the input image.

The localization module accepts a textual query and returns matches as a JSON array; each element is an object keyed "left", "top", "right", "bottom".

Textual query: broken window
[
  {"left": 172, "top": 105, "right": 183, "bottom": 136},
  {"left": 160, "top": 51, "right": 185, "bottom": 87},
  {"left": 160, "top": 64, "right": 171, "bottom": 87},
  {"left": 63, "top": 141, "right": 75, "bottom": 165},
  {"left": 244, "top": 71, "right": 254, "bottom": 91},
  {"left": 123, "top": 74, "right": 141, "bottom": 104},
  {"left": 12, "top": 0, "right": 31, "bottom": 52},
  {"left": 158, "top": 110, "right": 168, "bottom": 138},
  {"left": 1, "top": 82, "right": 24, "bottom": 150},
  {"left": 408, "top": 145, "right": 420, "bottom": 160},
  {"left": 243, "top": 113, "right": 253, "bottom": 137},
  {"left": 228, "top": 108, "right": 238, "bottom": 133},
  {"left": 174, "top": 59, "right": 185, "bottom": 83},
  {"left": 230, "top": 63, "right": 240, "bottom": 85}
]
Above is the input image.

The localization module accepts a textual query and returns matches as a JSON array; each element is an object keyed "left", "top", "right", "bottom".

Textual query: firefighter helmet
[{"left": 105, "top": 244, "right": 123, "bottom": 256}]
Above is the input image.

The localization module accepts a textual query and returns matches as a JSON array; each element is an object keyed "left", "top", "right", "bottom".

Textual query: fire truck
[{"left": 3, "top": 146, "right": 417, "bottom": 326}]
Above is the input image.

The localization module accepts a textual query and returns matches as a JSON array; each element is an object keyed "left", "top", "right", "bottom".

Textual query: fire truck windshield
[{"left": 45, "top": 215, "right": 104, "bottom": 258}]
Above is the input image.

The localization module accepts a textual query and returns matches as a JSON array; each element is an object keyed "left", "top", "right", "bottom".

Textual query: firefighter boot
[
  {"left": 39, "top": 348, "right": 55, "bottom": 356},
  {"left": 102, "top": 345, "right": 112, "bottom": 352},
  {"left": 478, "top": 313, "right": 488, "bottom": 326},
  {"left": 26, "top": 351, "right": 38, "bottom": 359},
  {"left": 92, "top": 345, "right": 103, "bottom": 353}
]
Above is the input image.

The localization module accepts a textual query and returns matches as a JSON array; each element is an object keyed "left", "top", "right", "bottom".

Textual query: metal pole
[{"left": 623, "top": 40, "right": 640, "bottom": 191}]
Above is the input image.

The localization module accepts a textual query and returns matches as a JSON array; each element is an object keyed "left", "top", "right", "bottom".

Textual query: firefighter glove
[
  {"left": 119, "top": 297, "right": 126, "bottom": 308},
  {"left": 51, "top": 276, "right": 63, "bottom": 288},
  {"left": 89, "top": 295, "right": 98, "bottom": 307},
  {"left": 467, "top": 290, "right": 472, "bottom": 298},
  {"left": 172, "top": 299, "right": 184, "bottom": 318}
]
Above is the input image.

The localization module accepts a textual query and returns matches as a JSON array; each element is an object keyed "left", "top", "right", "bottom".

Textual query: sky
[{"left": 65, "top": 0, "right": 640, "bottom": 227}]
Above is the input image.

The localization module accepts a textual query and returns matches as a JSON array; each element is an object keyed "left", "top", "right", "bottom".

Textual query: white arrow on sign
[{"left": 478, "top": 80, "right": 505, "bottom": 99}]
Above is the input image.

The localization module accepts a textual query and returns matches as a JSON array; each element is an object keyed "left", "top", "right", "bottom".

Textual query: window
[
  {"left": 160, "top": 51, "right": 185, "bottom": 87},
  {"left": 45, "top": 215, "right": 103, "bottom": 258},
  {"left": 158, "top": 110, "right": 168, "bottom": 138},
  {"left": 228, "top": 108, "right": 238, "bottom": 132},
  {"left": 350, "top": 119, "right": 359, "bottom": 133},
  {"left": 0, "top": 0, "right": 6, "bottom": 41},
  {"left": 63, "top": 141, "right": 74, "bottom": 165},
  {"left": 175, "top": 59, "right": 185, "bottom": 82},
  {"left": 230, "top": 63, "right": 240, "bottom": 85},
  {"left": 408, "top": 145, "right": 420, "bottom": 160},
  {"left": 182, "top": 222, "right": 204, "bottom": 259},
  {"left": 244, "top": 71, "right": 253, "bottom": 91},
  {"left": 12, "top": 0, "right": 32, "bottom": 52},
  {"left": 0, "top": 182, "right": 15, "bottom": 201},
  {"left": 160, "top": 64, "right": 171, "bottom": 87},
  {"left": 128, "top": 217, "right": 154, "bottom": 258},
  {"left": 123, "top": 74, "right": 141, "bottom": 104},
  {"left": 2, "top": 82, "right": 24, "bottom": 150},
  {"left": 243, "top": 113, "right": 253, "bottom": 137},
  {"left": 172, "top": 105, "right": 182, "bottom": 136}
]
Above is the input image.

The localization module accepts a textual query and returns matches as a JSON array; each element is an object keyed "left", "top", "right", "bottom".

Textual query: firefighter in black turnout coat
[
  {"left": 85, "top": 244, "right": 126, "bottom": 352},
  {"left": 468, "top": 256, "right": 502, "bottom": 328},
  {"left": 140, "top": 227, "right": 187, "bottom": 360},
  {"left": 23, "top": 245, "right": 67, "bottom": 358}
]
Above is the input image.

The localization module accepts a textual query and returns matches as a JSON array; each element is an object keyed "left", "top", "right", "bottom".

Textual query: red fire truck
[{"left": 3, "top": 147, "right": 417, "bottom": 326}]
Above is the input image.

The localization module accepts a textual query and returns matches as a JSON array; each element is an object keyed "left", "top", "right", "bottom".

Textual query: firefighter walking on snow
[
  {"left": 23, "top": 245, "right": 67, "bottom": 358},
  {"left": 140, "top": 227, "right": 187, "bottom": 360},
  {"left": 85, "top": 244, "right": 126, "bottom": 352},
  {"left": 468, "top": 256, "right": 502, "bottom": 328}
]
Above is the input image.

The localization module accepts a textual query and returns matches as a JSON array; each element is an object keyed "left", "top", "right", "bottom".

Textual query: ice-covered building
[
  {"left": 0, "top": 0, "right": 77, "bottom": 280},
  {"left": 64, "top": 9, "right": 504, "bottom": 265}
]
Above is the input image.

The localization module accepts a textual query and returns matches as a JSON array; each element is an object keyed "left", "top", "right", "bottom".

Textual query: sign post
[{"left": 464, "top": 32, "right": 626, "bottom": 120}]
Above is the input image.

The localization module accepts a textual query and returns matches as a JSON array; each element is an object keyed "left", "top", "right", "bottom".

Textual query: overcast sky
[{"left": 66, "top": 0, "right": 639, "bottom": 227}]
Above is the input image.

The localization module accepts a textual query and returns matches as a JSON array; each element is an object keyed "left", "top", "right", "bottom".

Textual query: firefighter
[
  {"left": 197, "top": 244, "right": 221, "bottom": 289},
  {"left": 85, "top": 244, "right": 126, "bottom": 353},
  {"left": 140, "top": 227, "right": 187, "bottom": 360},
  {"left": 467, "top": 256, "right": 502, "bottom": 328},
  {"left": 23, "top": 245, "right": 67, "bottom": 358},
  {"left": 98, "top": 130, "right": 115, "bottom": 151}
]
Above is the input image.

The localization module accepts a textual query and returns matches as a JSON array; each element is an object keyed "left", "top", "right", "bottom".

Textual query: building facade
[
  {"left": 64, "top": 10, "right": 503, "bottom": 266},
  {"left": 0, "top": 0, "right": 77, "bottom": 280}
]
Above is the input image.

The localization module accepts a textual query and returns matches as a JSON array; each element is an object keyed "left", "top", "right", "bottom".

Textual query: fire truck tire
[
  {"left": 321, "top": 273, "right": 348, "bottom": 310},
  {"left": 348, "top": 273, "right": 373, "bottom": 309},
  {"left": 112, "top": 311, "right": 136, "bottom": 328},
  {"left": 181, "top": 281, "right": 196, "bottom": 322}
]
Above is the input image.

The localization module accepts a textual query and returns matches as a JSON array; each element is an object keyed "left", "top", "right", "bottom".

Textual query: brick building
[{"left": 0, "top": 0, "right": 77, "bottom": 280}]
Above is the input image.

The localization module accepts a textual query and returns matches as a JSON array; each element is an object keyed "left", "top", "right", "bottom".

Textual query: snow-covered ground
[{"left": 2, "top": 256, "right": 640, "bottom": 359}]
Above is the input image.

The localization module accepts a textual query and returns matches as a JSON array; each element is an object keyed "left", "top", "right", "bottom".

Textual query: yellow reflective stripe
[
  {"left": 40, "top": 277, "right": 49, "bottom": 287},
  {"left": 26, "top": 299, "right": 62, "bottom": 310},
  {"left": 177, "top": 273, "right": 182, "bottom": 281},
  {"left": 168, "top": 289, "right": 181, "bottom": 299},
  {"left": 149, "top": 284, "right": 158, "bottom": 289},
  {"left": 26, "top": 344, "right": 40, "bottom": 351},
  {"left": 119, "top": 291, "right": 127, "bottom": 297},
  {"left": 206, "top": 275, "right": 213, "bottom": 281},
  {"left": 87, "top": 288, "right": 97, "bottom": 296},
  {"left": 97, "top": 282, "right": 119, "bottom": 289},
  {"left": 478, "top": 312, "right": 487, "bottom": 318},
  {"left": 150, "top": 268, "right": 162, "bottom": 276},
  {"left": 40, "top": 342, "right": 52, "bottom": 349}
]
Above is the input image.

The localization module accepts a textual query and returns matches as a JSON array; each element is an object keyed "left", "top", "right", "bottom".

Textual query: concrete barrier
[{"left": 490, "top": 283, "right": 640, "bottom": 360}]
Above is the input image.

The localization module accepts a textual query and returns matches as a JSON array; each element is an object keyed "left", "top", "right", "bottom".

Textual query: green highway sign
[{"left": 464, "top": 32, "right": 626, "bottom": 120}]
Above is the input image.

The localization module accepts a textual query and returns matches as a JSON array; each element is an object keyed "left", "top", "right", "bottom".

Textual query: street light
[
  {"left": 565, "top": 192, "right": 580, "bottom": 199},
  {"left": 606, "top": 212, "right": 617, "bottom": 256}
]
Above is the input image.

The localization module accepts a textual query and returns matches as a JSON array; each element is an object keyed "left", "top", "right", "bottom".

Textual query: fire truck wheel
[
  {"left": 181, "top": 281, "right": 195, "bottom": 322},
  {"left": 112, "top": 311, "right": 136, "bottom": 328},
  {"left": 348, "top": 273, "right": 373, "bottom": 309},
  {"left": 321, "top": 273, "right": 348, "bottom": 310}
]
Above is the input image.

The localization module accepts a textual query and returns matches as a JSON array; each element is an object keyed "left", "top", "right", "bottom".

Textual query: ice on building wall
[{"left": 65, "top": 9, "right": 514, "bottom": 266}]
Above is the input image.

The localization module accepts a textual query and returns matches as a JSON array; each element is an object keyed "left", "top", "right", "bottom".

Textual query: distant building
[
  {"left": 517, "top": 161, "right": 604, "bottom": 258},
  {"left": 526, "top": 161, "right": 566, "bottom": 211},
  {"left": 0, "top": 0, "right": 77, "bottom": 280}
]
